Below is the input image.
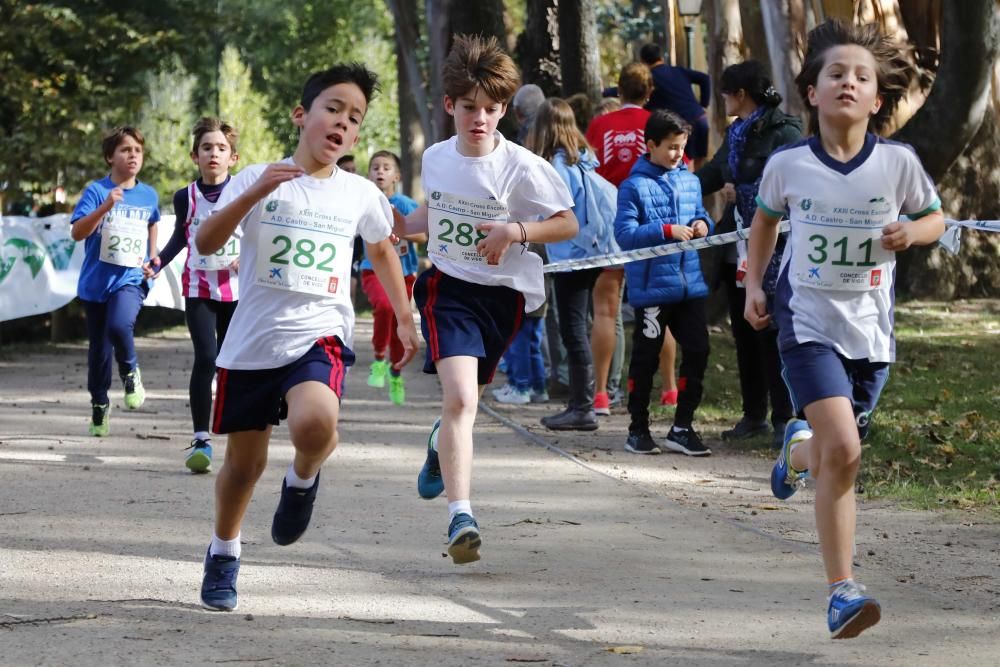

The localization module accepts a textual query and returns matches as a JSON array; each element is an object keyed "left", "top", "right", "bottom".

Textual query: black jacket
[{"left": 696, "top": 106, "right": 803, "bottom": 194}]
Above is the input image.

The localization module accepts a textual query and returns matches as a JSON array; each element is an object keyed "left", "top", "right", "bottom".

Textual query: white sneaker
[{"left": 492, "top": 383, "right": 530, "bottom": 405}]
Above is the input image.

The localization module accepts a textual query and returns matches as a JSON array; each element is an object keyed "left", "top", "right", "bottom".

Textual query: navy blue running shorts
[
  {"left": 212, "top": 336, "right": 355, "bottom": 434},
  {"left": 413, "top": 266, "right": 525, "bottom": 386},
  {"left": 780, "top": 341, "right": 889, "bottom": 440}
]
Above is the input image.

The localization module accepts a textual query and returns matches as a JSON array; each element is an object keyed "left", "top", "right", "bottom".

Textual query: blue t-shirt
[
  {"left": 71, "top": 176, "right": 160, "bottom": 302},
  {"left": 359, "top": 192, "right": 420, "bottom": 275}
]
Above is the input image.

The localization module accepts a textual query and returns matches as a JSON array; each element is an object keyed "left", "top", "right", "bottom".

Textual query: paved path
[{"left": 1, "top": 322, "right": 997, "bottom": 665}]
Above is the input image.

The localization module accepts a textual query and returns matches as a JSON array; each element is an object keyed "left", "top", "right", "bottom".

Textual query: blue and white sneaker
[
  {"left": 447, "top": 512, "right": 481, "bottom": 564},
  {"left": 417, "top": 418, "right": 444, "bottom": 500},
  {"left": 200, "top": 548, "right": 240, "bottom": 611},
  {"left": 828, "top": 580, "right": 881, "bottom": 639},
  {"left": 771, "top": 419, "right": 812, "bottom": 500}
]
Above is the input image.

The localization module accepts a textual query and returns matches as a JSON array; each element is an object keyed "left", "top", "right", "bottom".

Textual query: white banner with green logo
[{"left": 0, "top": 215, "right": 187, "bottom": 322}]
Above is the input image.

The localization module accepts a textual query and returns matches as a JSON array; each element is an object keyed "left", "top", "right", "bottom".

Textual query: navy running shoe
[
  {"left": 201, "top": 548, "right": 240, "bottom": 611},
  {"left": 271, "top": 471, "right": 320, "bottom": 546},
  {"left": 771, "top": 419, "right": 812, "bottom": 500},
  {"left": 417, "top": 418, "right": 444, "bottom": 500},
  {"left": 828, "top": 580, "right": 881, "bottom": 639},
  {"left": 447, "top": 512, "right": 481, "bottom": 564},
  {"left": 624, "top": 430, "right": 661, "bottom": 455}
]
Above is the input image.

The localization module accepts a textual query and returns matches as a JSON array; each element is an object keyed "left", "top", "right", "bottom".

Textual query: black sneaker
[
  {"left": 721, "top": 416, "right": 769, "bottom": 440},
  {"left": 664, "top": 426, "right": 711, "bottom": 457},
  {"left": 625, "top": 430, "right": 661, "bottom": 455},
  {"left": 271, "top": 472, "right": 320, "bottom": 546}
]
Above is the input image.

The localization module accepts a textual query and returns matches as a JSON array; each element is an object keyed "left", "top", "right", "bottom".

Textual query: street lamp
[{"left": 676, "top": 0, "right": 703, "bottom": 68}]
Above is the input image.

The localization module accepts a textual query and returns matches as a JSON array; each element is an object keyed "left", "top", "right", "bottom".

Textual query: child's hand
[
  {"left": 667, "top": 224, "right": 695, "bottom": 241},
  {"left": 392, "top": 319, "right": 420, "bottom": 371},
  {"left": 142, "top": 256, "right": 161, "bottom": 278},
  {"left": 691, "top": 220, "right": 709, "bottom": 238},
  {"left": 104, "top": 187, "right": 123, "bottom": 210},
  {"left": 251, "top": 163, "right": 304, "bottom": 198},
  {"left": 743, "top": 286, "right": 770, "bottom": 330},
  {"left": 880, "top": 221, "right": 913, "bottom": 252},
  {"left": 475, "top": 221, "right": 517, "bottom": 265}
]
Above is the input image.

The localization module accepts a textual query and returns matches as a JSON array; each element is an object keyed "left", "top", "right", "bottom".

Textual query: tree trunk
[
  {"left": 894, "top": 1, "right": 1000, "bottom": 299},
  {"left": 558, "top": 0, "right": 603, "bottom": 105},
  {"left": 760, "top": 0, "right": 805, "bottom": 116},
  {"left": 738, "top": 0, "right": 771, "bottom": 69},
  {"left": 893, "top": 0, "right": 998, "bottom": 181},
  {"left": 707, "top": 0, "right": 744, "bottom": 148},
  {"left": 386, "top": 0, "right": 428, "bottom": 198},
  {"left": 425, "top": 0, "right": 452, "bottom": 144},
  {"left": 516, "top": 0, "right": 561, "bottom": 97}
]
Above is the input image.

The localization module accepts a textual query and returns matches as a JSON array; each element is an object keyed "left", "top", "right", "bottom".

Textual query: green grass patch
[{"left": 640, "top": 299, "right": 1000, "bottom": 511}]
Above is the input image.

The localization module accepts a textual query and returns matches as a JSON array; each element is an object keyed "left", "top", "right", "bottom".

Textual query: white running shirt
[
  {"left": 215, "top": 159, "right": 393, "bottom": 370},
  {"left": 421, "top": 133, "right": 574, "bottom": 312},
  {"left": 757, "top": 135, "right": 940, "bottom": 362}
]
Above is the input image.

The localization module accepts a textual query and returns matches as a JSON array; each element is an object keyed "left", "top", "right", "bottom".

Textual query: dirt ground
[{"left": 1, "top": 319, "right": 998, "bottom": 666}]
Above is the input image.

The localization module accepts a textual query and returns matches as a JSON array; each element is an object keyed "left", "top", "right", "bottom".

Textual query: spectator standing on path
[
  {"left": 615, "top": 110, "right": 714, "bottom": 458},
  {"left": 639, "top": 43, "right": 711, "bottom": 171},
  {"left": 697, "top": 60, "right": 801, "bottom": 448}
]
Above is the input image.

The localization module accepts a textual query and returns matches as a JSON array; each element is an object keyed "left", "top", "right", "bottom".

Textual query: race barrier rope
[{"left": 543, "top": 218, "right": 998, "bottom": 274}]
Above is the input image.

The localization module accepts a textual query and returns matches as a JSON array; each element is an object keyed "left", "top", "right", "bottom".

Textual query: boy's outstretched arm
[
  {"left": 880, "top": 210, "right": 945, "bottom": 251},
  {"left": 366, "top": 238, "right": 419, "bottom": 370},
  {"left": 196, "top": 162, "right": 304, "bottom": 254},
  {"left": 394, "top": 205, "right": 429, "bottom": 240},
  {"left": 743, "top": 207, "right": 782, "bottom": 331}
]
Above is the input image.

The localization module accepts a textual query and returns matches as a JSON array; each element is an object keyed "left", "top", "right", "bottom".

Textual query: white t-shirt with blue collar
[{"left": 756, "top": 133, "right": 940, "bottom": 363}]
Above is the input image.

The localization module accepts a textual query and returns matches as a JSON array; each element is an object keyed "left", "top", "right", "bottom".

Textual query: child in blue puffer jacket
[{"left": 614, "top": 110, "right": 714, "bottom": 457}]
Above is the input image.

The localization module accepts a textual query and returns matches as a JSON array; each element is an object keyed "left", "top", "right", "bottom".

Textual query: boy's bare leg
[
  {"left": 434, "top": 356, "right": 481, "bottom": 503},
  {"left": 802, "top": 396, "right": 861, "bottom": 583},
  {"left": 215, "top": 428, "right": 271, "bottom": 540},
  {"left": 285, "top": 381, "right": 341, "bottom": 479},
  {"left": 659, "top": 331, "right": 677, "bottom": 393},
  {"left": 591, "top": 269, "right": 624, "bottom": 395}
]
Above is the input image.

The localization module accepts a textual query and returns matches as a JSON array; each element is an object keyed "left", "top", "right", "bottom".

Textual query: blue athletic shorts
[
  {"left": 780, "top": 341, "right": 889, "bottom": 440},
  {"left": 212, "top": 336, "right": 355, "bottom": 434},
  {"left": 413, "top": 266, "right": 525, "bottom": 386}
]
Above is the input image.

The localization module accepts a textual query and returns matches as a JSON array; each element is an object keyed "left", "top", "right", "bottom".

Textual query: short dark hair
[
  {"left": 190, "top": 117, "right": 238, "bottom": 154},
  {"left": 369, "top": 150, "right": 401, "bottom": 170},
  {"left": 336, "top": 154, "right": 356, "bottom": 166},
  {"left": 102, "top": 126, "right": 144, "bottom": 162},
  {"left": 645, "top": 109, "right": 691, "bottom": 144},
  {"left": 639, "top": 43, "right": 663, "bottom": 65},
  {"left": 442, "top": 34, "right": 520, "bottom": 103},
  {"left": 300, "top": 63, "right": 380, "bottom": 112}
]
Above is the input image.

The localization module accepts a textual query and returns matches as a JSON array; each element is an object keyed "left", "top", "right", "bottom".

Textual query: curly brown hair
[{"left": 795, "top": 20, "right": 914, "bottom": 136}]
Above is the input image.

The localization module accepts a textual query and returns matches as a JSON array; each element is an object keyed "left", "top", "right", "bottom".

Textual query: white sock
[
  {"left": 194, "top": 431, "right": 211, "bottom": 443},
  {"left": 448, "top": 500, "right": 472, "bottom": 521},
  {"left": 430, "top": 417, "right": 441, "bottom": 452},
  {"left": 672, "top": 425, "right": 689, "bottom": 433},
  {"left": 285, "top": 463, "right": 317, "bottom": 489},
  {"left": 210, "top": 533, "right": 241, "bottom": 559}
]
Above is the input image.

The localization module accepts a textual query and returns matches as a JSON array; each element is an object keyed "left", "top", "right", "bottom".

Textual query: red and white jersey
[{"left": 183, "top": 181, "right": 239, "bottom": 302}]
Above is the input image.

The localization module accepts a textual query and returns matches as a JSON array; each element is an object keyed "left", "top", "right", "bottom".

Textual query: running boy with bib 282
[{"left": 194, "top": 64, "right": 419, "bottom": 612}]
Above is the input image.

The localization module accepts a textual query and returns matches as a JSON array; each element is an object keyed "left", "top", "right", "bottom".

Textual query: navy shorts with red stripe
[
  {"left": 413, "top": 266, "right": 525, "bottom": 386},
  {"left": 212, "top": 336, "right": 355, "bottom": 434}
]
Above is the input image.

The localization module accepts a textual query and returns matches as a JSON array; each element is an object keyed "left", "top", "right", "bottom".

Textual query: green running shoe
[
  {"left": 89, "top": 403, "right": 110, "bottom": 437},
  {"left": 367, "top": 359, "right": 388, "bottom": 388},
  {"left": 123, "top": 368, "right": 145, "bottom": 410},
  {"left": 388, "top": 373, "right": 405, "bottom": 405}
]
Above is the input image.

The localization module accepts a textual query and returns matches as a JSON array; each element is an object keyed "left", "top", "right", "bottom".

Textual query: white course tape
[{"left": 543, "top": 218, "right": 997, "bottom": 273}]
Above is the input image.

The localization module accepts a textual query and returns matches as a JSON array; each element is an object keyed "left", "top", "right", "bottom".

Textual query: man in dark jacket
[{"left": 639, "top": 43, "right": 711, "bottom": 170}]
